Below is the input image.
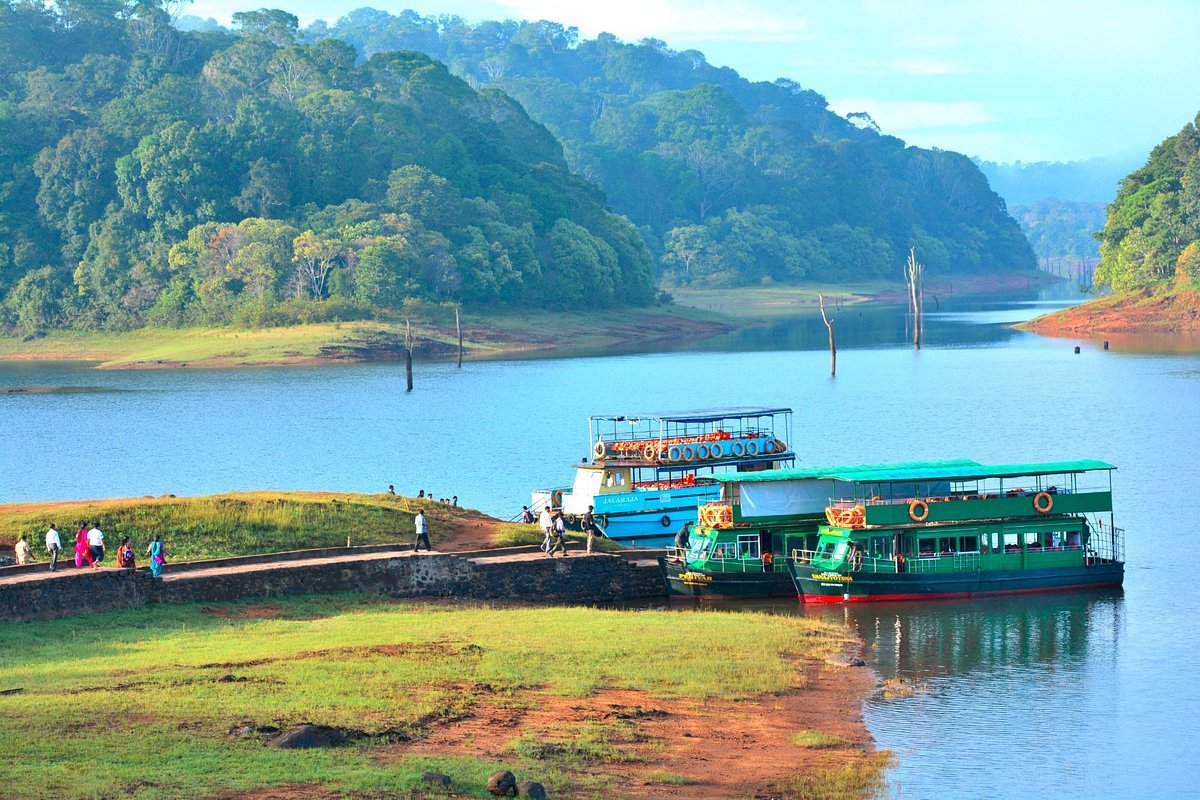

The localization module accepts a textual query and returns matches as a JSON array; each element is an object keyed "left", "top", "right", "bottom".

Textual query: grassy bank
[
  {"left": 0, "top": 302, "right": 729, "bottom": 370},
  {"left": 0, "top": 595, "right": 885, "bottom": 799},
  {"left": 0, "top": 492, "right": 510, "bottom": 561}
]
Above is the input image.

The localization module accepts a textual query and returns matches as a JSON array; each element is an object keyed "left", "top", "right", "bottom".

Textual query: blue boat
[{"left": 532, "top": 408, "right": 795, "bottom": 547}]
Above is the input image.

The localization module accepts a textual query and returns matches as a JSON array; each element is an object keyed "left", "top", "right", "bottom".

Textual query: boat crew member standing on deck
[
  {"left": 674, "top": 522, "right": 691, "bottom": 560},
  {"left": 582, "top": 505, "right": 597, "bottom": 554},
  {"left": 413, "top": 510, "right": 431, "bottom": 552},
  {"left": 762, "top": 549, "right": 774, "bottom": 573}
]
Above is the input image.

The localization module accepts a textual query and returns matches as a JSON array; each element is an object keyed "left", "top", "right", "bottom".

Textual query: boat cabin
[{"left": 801, "top": 460, "right": 1123, "bottom": 576}]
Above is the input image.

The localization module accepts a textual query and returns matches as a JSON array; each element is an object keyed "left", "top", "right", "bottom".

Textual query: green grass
[
  {"left": 780, "top": 755, "right": 893, "bottom": 800},
  {"left": 792, "top": 730, "right": 850, "bottom": 749},
  {"left": 0, "top": 492, "right": 476, "bottom": 562},
  {"left": 0, "top": 595, "right": 855, "bottom": 799},
  {"left": 642, "top": 770, "right": 696, "bottom": 785}
]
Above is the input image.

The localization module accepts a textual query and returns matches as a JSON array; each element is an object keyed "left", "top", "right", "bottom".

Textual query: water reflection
[{"left": 804, "top": 590, "right": 1125, "bottom": 681}]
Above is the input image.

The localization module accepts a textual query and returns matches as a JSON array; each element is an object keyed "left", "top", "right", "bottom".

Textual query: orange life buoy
[
  {"left": 643, "top": 443, "right": 658, "bottom": 461},
  {"left": 594, "top": 441, "right": 606, "bottom": 459},
  {"left": 1033, "top": 491, "right": 1054, "bottom": 514},
  {"left": 552, "top": 490, "right": 564, "bottom": 507},
  {"left": 908, "top": 499, "right": 929, "bottom": 522}
]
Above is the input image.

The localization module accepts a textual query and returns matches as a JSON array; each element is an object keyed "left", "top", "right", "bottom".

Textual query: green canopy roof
[
  {"left": 715, "top": 459, "right": 1115, "bottom": 485},
  {"left": 713, "top": 458, "right": 979, "bottom": 484}
]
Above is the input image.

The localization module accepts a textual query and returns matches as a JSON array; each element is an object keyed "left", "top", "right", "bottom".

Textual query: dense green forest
[
  {"left": 316, "top": 9, "right": 1034, "bottom": 286},
  {"left": 1094, "top": 113, "right": 1200, "bottom": 292},
  {"left": 1010, "top": 199, "right": 1105, "bottom": 264},
  {"left": 0, "top": 2, "right": 654, "bottom": 333},
  {"left": 0, "top": 2, "right": 1037, "bottom": 336}
]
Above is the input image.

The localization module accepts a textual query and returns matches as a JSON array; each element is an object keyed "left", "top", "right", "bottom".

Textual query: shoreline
[
  {"left": 0, "top": 272, "right": 1054, "bottom": 371},
  {"left": 1018, "top": 284, "right": 1200, "bottom": 336},
  {"left": 0, "top": 490, "right": 886, "bottom": 799}
]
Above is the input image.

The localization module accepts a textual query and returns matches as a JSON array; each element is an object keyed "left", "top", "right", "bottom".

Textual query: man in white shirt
[
  {"left": 86, "top": 523, "right": 105, "bottom": 567},
  {"left": 413, "top": 510, "right": 430, "bottom": 552},
  {"left": 45, "top": 524, "right": 61, "bottom": 571},
  {"left": 539, "top": 506, "right": 553, "bottom": 552}
]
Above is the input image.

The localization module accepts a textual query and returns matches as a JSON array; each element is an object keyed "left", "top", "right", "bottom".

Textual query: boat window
[
  {"left": 1003, "top": 533, "right": 1019, "bottom": 553},
  {"left": 737, "top": 534, "right": 760, "bottom": 559},
  {"left": 918, "top": 538, "right": 936, "bottom": 557},
  {"left": 991, "top": 532, "right": 1000, "bottom": 551},
  {"left": 958, "top": 535, "right": 979, "bottom": 553},
  {"left": 870, "top": 536, "right": 893, "bottom": 559},
  {"left": 938, "top": 537, "right": 956, "bottom": 555},
  {"left": 1024, "top": 532, "right": 1041, "bottom": 550},
  {"left": 1066, "top": 530, "right": 1081, "bottom": 549},
  {"left": 1047, "top": 531, "right": 1062, "bottom": 549}
]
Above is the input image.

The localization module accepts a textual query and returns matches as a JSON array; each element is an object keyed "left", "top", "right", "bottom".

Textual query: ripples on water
[{"left": 3, "top": 286, "right": 1199, "bottom": 797}]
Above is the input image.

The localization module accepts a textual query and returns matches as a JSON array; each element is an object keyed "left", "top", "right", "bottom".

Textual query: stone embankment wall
[{"left": 0, "top": 550, "right": 666, "bottom": 623}]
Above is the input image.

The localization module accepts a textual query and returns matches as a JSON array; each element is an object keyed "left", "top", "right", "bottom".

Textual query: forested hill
[
  {"left": 1094, "top": 114, "right": 1200, "bottom": 292},
  {"left": 0, "top": 4, "right": 654, "bottom": 334},
  {"left": 318, "top": 9, "right": 1035, "bottom": 284}
]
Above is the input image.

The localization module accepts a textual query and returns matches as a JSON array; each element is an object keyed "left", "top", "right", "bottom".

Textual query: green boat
[
  {"left": 658, "top": 459, "right": 979, "bottom": 599},
  {"left": 787, "top": 460, "right": 1125, "bottom": 603}
]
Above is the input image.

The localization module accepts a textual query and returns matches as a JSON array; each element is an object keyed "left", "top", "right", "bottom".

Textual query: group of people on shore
[
  {"left": 12, "top": 523, "right": 167, "bottom": 577},
  {"left": 521, "top": 503, "right": 599, "bottom": 556},
  {"left": 389, "top": 486, "right": 459, "bottom": 507}
]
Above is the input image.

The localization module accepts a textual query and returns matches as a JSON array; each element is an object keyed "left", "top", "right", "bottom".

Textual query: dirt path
[{"left": 380, "top": 662, "right": 879, "bottom": 799}]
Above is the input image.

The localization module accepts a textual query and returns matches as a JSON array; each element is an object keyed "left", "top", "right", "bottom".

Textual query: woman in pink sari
[{"left": 74, "top": 525, "right": 93, "bottom": 568}]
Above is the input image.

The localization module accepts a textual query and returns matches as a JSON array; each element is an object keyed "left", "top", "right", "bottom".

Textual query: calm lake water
[{"left": 3, "top": 284, "right": 1199, "bottom": 797}]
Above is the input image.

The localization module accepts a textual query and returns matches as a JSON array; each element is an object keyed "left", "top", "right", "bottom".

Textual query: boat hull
[
  {"left": 659, "top": 557, "right": 795, "bottom": 600},
  {"left": 789, "top": 560, "right": 1125, "bottom": 603},
  {"left": 593, "top": 485, "right": 720, "bottom": 547}
]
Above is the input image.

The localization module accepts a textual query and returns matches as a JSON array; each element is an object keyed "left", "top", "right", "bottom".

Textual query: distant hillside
[
  {"left": 1009, "top": 199, "right": 1105, "bottom": 277},
  {"left": 316, "top": 9, "right": 1036, "bottom": 286},
  {"left": 975, "top": 153, "right": 1141, "bottom": 206},
  {"left": 0, "top": 3, "right": 654, "bottom": 334}
]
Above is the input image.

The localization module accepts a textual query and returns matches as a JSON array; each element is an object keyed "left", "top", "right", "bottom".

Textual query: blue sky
[{"left": 187, "top": 0, "right": 1200, "bottom": 163}]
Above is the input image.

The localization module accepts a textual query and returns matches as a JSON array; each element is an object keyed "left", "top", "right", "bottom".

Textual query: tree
[
  {"left": 290, "top": 230, "right": 339, "bottom": 298},
  {"left": 231, "top": 8, "right": 299, "bottom": 47}
]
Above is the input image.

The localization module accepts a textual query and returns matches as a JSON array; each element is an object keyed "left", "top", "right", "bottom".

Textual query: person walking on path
[
  {"left": 74, "top": 525, "right": 93, "bottom": 569},
  {"left": 521, "top": 505, "right": 535, "bottom": 524},
  {"left": 86, "top": 523, "right": 105, "bottom": 567},
  {"left": 413, "top": 510, "right": 431, "bottom": 552},
  {"left": 46, "top": 524, "right": 61, "bottom": 571},
  {"left": 14, "top": 535, "right": 33, "bottom": 565},
  {"left": 539, "top": 506, "right": 553, "bottom": 553},
  {"left": 582, "top": 505, "right": 597, "bottom": 554},
  {"left": 147, "top": 536, "right": 166, "bottom": 577},
  {"left": 117, "top": 537, "right": 135, "bottom": 570},
  {"left": 549, "top": 513, "right": 569, "bottom": 557},
  {"left": 674, "top": 522, "right": 692, "bottom": 560}
]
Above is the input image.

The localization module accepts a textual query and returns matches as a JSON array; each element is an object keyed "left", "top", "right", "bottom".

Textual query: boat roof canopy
[
  {"left": 590, "top": 407, "right": 791, "bottom": 424},
  {"left": 715, "top": 459, "right": 1116, "bottom": 484}
]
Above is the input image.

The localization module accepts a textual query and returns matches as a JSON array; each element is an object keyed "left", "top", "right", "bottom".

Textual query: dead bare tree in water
[
  {"left": 404, "top": 318, "right": 415, "bottom": 392},
  {"left": 819, "top": 293, "right": 836, "bottom": 377},
  {"left": 455, "top": 305, "right": 463, "bottom": 368},
  {"left": 905, "top": 247, "right": 924, "bottom": 349}
]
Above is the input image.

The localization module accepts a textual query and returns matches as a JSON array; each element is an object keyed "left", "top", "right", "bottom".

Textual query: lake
[{"left": 3, "top": 284, "right": 1198, "bottom": 798}]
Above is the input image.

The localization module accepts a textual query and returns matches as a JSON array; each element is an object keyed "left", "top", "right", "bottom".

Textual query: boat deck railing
[{"left": 665, "top": 547, "right": 789, "bottom": 573}]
